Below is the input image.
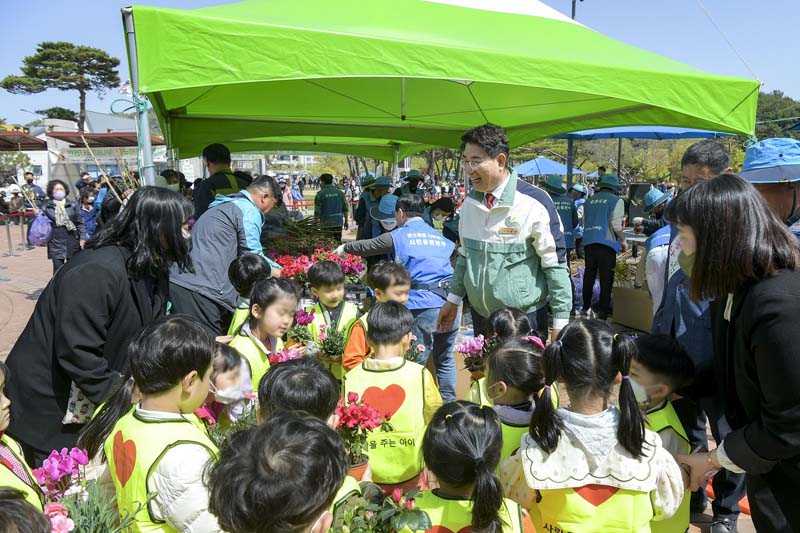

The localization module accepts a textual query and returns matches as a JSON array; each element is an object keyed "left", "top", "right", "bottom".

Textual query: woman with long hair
[
  {"left": 5, "top": 187, "right": 194, "bottom": 467},
  {"left": 672, "top": 174, "right": 800, "bottom": 532}
]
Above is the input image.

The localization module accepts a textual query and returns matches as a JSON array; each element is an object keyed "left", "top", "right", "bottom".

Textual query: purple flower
[{"left": 69, "top": 448, "right": 89, "bottom": 467}]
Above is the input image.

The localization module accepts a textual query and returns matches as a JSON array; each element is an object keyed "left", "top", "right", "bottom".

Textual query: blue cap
[
  {"left": 740, "top": 138, "right": 800, "bottom": 183},
  {"left": 406, "top": 169, "right": 422, "bottom": 180},
  {"left": 373, "top": 176, "right": 392, "bottom": 189},
  {"left": 570, "top": 183, "right": 587, "bottom": 195},
  {"left": 540, "top": 174, "right": 566, "bottom": 194},
  {"left": 643, "top": 188, "right": 668, "bottom": 213},
  {"left": 597, "top": 173, "right": 621, "bottom": 193},
  {"left": 370, "top": 194, "right": 398, "bottom": 221},
  {"left": 361, "top": 175, "right": 377, "bottom": 189}
]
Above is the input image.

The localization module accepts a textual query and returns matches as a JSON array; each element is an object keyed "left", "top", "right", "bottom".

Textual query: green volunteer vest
[
  {"left": 104, "top": 410, "right": 219, "bottom": 533},
  {"left": 500, "top": 420, "right": 530, "bottom": 470},
  {"left": 532, "top": 486, "right": 654, "bottom": 533},
  {"left": 330, "top": 474, "right": 362, "bottom": 515},
  {"left": 227, "top": 307, "right": 250, "bottom": 337},
  {"left": 307, "top": 302, "right": 360, "bottom": 380},
  {"left": 342, "top": 360, "right": 426, "bottom": 484},
  {"left": 229, "top": 328, "right": 283, "bottom": 393},
  {"left": 0, "top": 434, "right": 44, "bottom": 510},
  {"left": 210, "top": 172, "right": 241, "bottom": 196},
  {"left": 411, "top": 491, "right": 525, "bottom": 533},
  {"left": 647, "top": 402, "right": 691, "bottom": 533}
]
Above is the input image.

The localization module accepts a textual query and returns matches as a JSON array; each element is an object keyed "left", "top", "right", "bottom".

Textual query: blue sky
[{"left": 2, "top": 0, "right": 797, "bottom": 126}]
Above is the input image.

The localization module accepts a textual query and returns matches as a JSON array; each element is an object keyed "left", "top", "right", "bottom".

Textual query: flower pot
[{"left": 348, "top": 458, "right": 369, "bottom": 480}]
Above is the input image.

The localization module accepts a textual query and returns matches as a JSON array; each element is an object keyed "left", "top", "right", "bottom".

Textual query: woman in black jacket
[
  {"left": 42, "top": 179, "right": 86, "bottom": 273},
  {"left": 674, "top": 174, "right": 800, "bottom": 532},
  {"left": 5, "top": 187, "right": 194, "bottom": 466}
]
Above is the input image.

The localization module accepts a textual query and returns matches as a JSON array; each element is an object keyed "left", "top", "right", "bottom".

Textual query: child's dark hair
[
  {"left": 228, "top": 253, "right": 272, "bottom": 298},
  {"left": 366, "top": 301, "right": 413, "bottom": 346},
  {"left": 488, "top": 307, "right": 532, "bottom": 341},
  {"left": 77, "top": 315, "right": 215, "bottom": 461},
  {"left": 634, "top": 334, "right": 695, "bottom": 392},
  {"left": 258, "top": 358, "right": 339, "bottom": 420},
  {"left": 367, "top": 261, "right": 411, "bottom": 291},
  {"left": 0, "top": 488, "right": 51, "bottom": 533},
  {"left": 208, "top": 414, "right": 347, "bottom": 533},
  {"left": 250, "top": 277, "right": 299, "bottom": 311},
  {"left": 307, "top": 260, "right": 345, "bottom": 288},
  {"left": 0, "top": 360, "right": 8, "bottom": 385},
  {"left": 423, "top": 401, "right": 505, "bottom": 533},
  {"left": 486, "top": 338, "right": 545, "bottom": 397},
  {"left": 213, "top": 342, "right": 241, "bottom": 381},
  {"left": 531, "top": 319, "right": 645, "bottom": 457}
]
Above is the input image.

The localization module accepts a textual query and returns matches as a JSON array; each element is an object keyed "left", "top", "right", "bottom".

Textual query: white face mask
[
  {"left": 165, "top": 183, "right": 180, "bottom": 192},
  {"left": 629, "top": 378, "right": 655, "bottom": 409},
  {"left": 432, "top": 214, "right": 446, "bottom": 222},
  {"left": 380, "top": 220, "right": 397, "bottom": 231},
  {"left": 210, "top": 383, "right": 244, "bottom": 405}
]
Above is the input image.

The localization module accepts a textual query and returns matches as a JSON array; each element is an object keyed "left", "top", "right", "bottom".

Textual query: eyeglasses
[{"left": 461, "top": 159, "right": 488, "bottom": 171}]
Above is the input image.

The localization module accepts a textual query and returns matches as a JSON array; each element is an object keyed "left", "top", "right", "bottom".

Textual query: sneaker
[{"left": 710, "top": 518, "right": 737, "bottom": 533}]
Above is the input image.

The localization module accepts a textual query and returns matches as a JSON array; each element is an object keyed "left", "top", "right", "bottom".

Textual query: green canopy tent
[{"left": 122, "top": 0, "right": 759, "bottom": 184}]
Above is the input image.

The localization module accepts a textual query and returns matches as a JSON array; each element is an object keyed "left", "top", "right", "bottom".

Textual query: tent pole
[
  {"left": 566, "top": 138, "right": 574, "bottom": 189},
  {"left": 123, "top": 8, "right": 155, "bottom": 187},
  {"left": 616, "top": 138, "right": 622, "bottom": 174},
  {"left": 393, "top": 144, "right": 400, "bottom": 181}
]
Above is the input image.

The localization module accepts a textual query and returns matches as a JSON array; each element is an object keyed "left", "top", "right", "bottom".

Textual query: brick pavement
[{"left": 0, "top": 223, "right": 756, "bottom": 532}]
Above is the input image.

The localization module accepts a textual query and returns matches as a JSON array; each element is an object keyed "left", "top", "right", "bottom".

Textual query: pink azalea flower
[
  {"left": 417, "top": 344, "right": 425, "bottom": 352},
  {"left": 391, "top": 488, "right": 403, "bottom": 504},
  {"left": 347, "top": 392, "right": 359, "bottom": 404},
  {"left": 49, "top": 514, "right": 75, "bottom": 533}
]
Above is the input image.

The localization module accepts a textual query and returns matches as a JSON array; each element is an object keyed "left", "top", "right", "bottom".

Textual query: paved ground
[{"left": 0, "top": 221, "right": 756, "bottom": 532}]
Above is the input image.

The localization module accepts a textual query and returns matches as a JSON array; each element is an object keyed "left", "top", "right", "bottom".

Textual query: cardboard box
[{"left": 613, "top": 286, "right": 654, "bottom": 332}]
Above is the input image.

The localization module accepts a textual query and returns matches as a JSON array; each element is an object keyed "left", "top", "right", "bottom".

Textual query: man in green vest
[
  {"left": 314, "top": 173, "right": 349, "bottom": 242},
  {"left": 393, "top": 169, "right": 425, "bottom": 198},
  {"left": 193, "top": 143, "right": 252, "bottom": 218}
]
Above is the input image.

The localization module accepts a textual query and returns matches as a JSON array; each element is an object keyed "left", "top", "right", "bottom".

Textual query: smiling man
[{"left": 436, "top": 124, "right": 571, "bottom": 340}]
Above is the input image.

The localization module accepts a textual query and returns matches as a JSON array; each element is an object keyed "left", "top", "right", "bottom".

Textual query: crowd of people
[{"left": 0, "top": 125, "right": 798, "bottom": 533}]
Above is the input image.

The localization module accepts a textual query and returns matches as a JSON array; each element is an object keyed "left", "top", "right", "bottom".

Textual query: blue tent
[
  {"left": 514, "top": 156, "right": 586, "bottom": 177},
  {"left": 784, "top": 122, "right": 800, "bottom": 132},
  {"left": 551, "top": 125, "right": 735, "bottom": 140}
]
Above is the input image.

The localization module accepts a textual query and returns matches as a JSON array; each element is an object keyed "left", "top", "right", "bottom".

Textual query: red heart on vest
[
  {"left": 428, "top": 527, "right": 470, "bottom": 533},
  {"left": 574, "top": 484, "right": 619, "bottom": 507},
  {"left": 113, "top": 430, "right": 137, "bottom": 488},
  {"left": 361, "top": 384, "right": 406, "bottom": 418}
]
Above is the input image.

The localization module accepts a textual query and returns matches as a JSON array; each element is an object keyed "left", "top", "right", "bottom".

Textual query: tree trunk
[
  {"left": 425, "top": 149, "right": 435, "bottom": 178},
  {"left": 78, "top": 88, "right": 87, "bottom": 132}
]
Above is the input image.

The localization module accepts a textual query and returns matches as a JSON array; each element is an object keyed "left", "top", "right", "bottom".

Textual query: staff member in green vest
[
  {"left": 193, "top": 143, "right": 252, "bottom": 219},
  {"left": 394, "top": 170, "right": 425, "bottom": 198},
  {"left": 315, "top": 174, "right": 349, "bottom": 242},
  {"left": 631, "top": 334, "right": 696, "bottom": 533},
  {"left": 581, "top": 173, "right": 628, "bottom": 321}
]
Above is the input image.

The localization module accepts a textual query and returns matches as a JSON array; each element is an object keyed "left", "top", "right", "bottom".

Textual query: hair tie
[
  {"left": 621, "top": 375, "right": 630, "bottom": 381},
  {"left": 544, "top": 384, "right": 551, "bottom": 390},
  {"left": 473, "top": 457, "right": 484, "bottom": 467},
  {"left": 444, "top": 414, "right": 453, "bottom": 420},
  {"left": 522, "top": 335, "right": 546, "bottom": 351},
  {"left": 552, "top": 340, "right": 562, "bottom": 349}
]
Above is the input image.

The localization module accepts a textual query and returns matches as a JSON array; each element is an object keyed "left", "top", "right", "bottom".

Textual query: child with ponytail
[
  {"left": 501, "top": 319, "right": 685, "bottom": 533},
  {"left": 416, "top": 401, "right": 535, "bottom": 533},
  {"left": 78, "top": 315, "right": 221, "bottom": 533}
]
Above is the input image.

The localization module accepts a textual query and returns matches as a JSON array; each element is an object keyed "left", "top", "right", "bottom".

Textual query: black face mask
[{"left": 26, "top": 179, "right": 33, "bottom": 184}]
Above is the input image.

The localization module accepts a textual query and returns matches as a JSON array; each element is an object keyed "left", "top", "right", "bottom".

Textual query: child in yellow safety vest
[
  {"left": 465, "top": 307, "right": 533, "bottom": 407},
  {"left": 484, "top": 337, "right": 546, "bottom": 468},
  {"left": 229, "top": 278, "right": 298, "bottom": 393},
  {"left": 257, "top": 358, "right": 383, "bottom": 527},
  {"left": 306, "top": 261, "right": 361, "bottom": 381},
  {"left": 207, "top": 414, "right": 347, "bottom": 533},
  {"left": 0, "top": 361, "right": 45, "bottom": 511},
  {"left": 631, "top": 334, "right": 696, "bottom": 533},
  {"left": 79, "top": 316, "right": 221, "bottom": 533},
  {"left": 344, "top": 261, "right": 411, "bottom": 371},
  {"left": 226, "top": 253, "right": 273, "bottom": 336},
  {"left": 413, "top": 401, "right": 536, "bottom": 532},
  {"left": 343, "top": 301, "right": 442, "bottom": 492},
  {"left": 502, "top": 320, "right": 686, "bottom": 533}
]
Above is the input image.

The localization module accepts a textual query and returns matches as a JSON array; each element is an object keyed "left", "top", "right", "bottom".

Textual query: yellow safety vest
[
  {"left": 647, "top": 402, "right": 690, "bottom": 533},
  {"left": 229, "top": 327, "right": 283, "bottom": 393},
  {"left": 330, "top": 474, "right": 362, "bottom": 515},
  {"left": 0, "top": 434, "right": 44, "bottom": 510},
  {"left": 343, "top": 360, "right": 426, "bottom": 484},
  {"left": 307, "top": 302, "right": 360, "bottom": 381},
  {"left": 227, "top": 306, "right": 250, "bottom": 337},
  {"left": 411, "top": 490, "right": 525, "bottom": 533},
  {"left": 104, "top": 410, "right": 219, "bottom": 533},
  {"left": 210, "top": 172, "right": 241, "bottom": 197},
  {"left": 532, "top": 486, "right": 654, "bottom": 533},
  {"left": 500, "top": 419, "right": 530, "bottom": 470}
]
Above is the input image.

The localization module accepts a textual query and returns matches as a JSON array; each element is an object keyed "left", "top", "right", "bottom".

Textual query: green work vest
[
  {"left": 500, "top": 419, "right": 530, "bottom": 471},
  {"left": 210, "top": 172, "right": 241, "bottom": 197},
  {"left": 0, "top": 434, "right": 44, "bottom": 510},
  {"left": 227, "top": 306, "right": 250, "bottom": 337},
  {"left": 104, "top": 410, "right": 219, "bottom": 533},
  {"left": 647, "top": 402, "right": 691, "bottom": 533},
  {"left": 307, "top": 301, "right": 360, "bottom": 380},
  {"left": 330, "top": 474, "right": 362, "bottom": 515},
  {"left": 342, "top": 360, "right": 426, "bottom": 484},
  {"left": 410, "top": 491, "right": 525, "bottom": 533},
  {"left": 229, "top": 327, "right": 283, "bottom": 393},
  {"left": 532, "top": 486, "right": 654, "bottom": 533}
]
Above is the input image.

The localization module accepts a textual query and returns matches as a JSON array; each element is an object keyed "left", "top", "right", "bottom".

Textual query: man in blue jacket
[
  {"left": 653, "top": 140, "right": 744, "bottom": 533},
  {"left": 170, "top": 175, "right": 282, "bottom": 335}
]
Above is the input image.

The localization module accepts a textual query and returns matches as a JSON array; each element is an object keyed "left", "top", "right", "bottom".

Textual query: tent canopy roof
[
  {"left": 0, "top": 131, "right": 47, "bottom": 151},
  {"left": 514, "top": 156, "right": 585, "bottom": 177},
  {"left": 551, "top": 125, "right": 736, "bottom": 140},
  {"left": 47, "top": 132, "right": 165, "bottom": 148},
  {"left": 126, "top": 0, "right": 759, "bottom": 155}
]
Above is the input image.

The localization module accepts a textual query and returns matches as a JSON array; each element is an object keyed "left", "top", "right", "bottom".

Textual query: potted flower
[
  {"left": 268, "top": 346, "right": 304, "bottom": 365},
  {"left": 454, "top": 334, "right": 486, "bottom": 379},
  {"left": 335, "top": 392, "right": 393, "bottom": 479},
  {"left": 316, "top": 324, "right": 346, "bottom": 366},
  {"left": 343, "top": 486, "right": 431, "bottom": 533},
  {"left": 404, "top": 335, "right": 426, "bottom": 363},
  {"left": 287, "top": 309, "right": 315, "bottom": 348}
]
